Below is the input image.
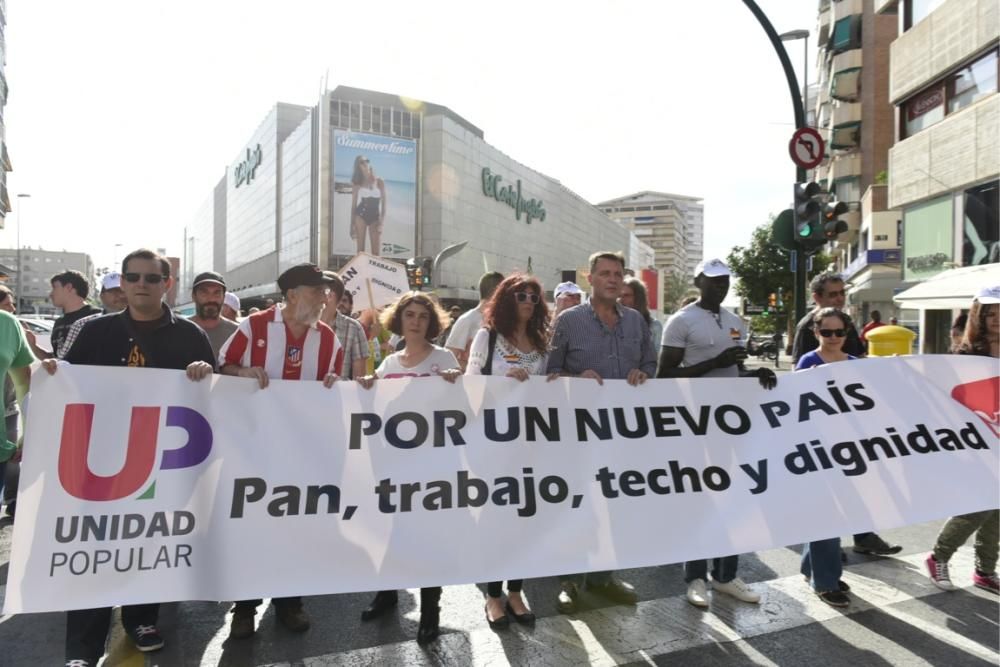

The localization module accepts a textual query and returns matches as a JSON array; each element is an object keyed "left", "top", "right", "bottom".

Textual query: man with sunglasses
[
  {"left": 47, "top": 269, "right": 101, "bottom": 359},
  {"left": 41, "top": 248, "right": 216, "bottom": 667},
  {"left": 790, "top": 272, "right": 900, "bottom": 559},
  {"left": 218, "top": 262, "right": 343, "bottom": 640},
  {"left": 791, "top": 272, "right": 865, "bottom": 362}
]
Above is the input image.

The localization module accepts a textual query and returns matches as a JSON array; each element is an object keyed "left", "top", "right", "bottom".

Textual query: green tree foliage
[
  {"left": 662, "top": 270, "right": 697, "bottom": 314},
  {"left": 726, "top": 218, "right": 832, "bottom": 323}
]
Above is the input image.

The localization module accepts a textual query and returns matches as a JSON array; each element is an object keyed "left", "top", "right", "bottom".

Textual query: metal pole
[
  {"left": 796, "top": 35, "right": 810, "bottom": 328},
  {"left": 742, "top": 0, "right": 810, "bottom": 325}
]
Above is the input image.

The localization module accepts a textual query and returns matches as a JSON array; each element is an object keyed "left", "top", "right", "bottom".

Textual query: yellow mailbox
[{"left": 866, "top": 325, "right": 916, "bottom": 357}]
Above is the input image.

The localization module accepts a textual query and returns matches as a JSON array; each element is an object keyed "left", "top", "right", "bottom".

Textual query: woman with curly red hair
[{"left": 465, "top": 273, "right": 551, "bottom": 629}]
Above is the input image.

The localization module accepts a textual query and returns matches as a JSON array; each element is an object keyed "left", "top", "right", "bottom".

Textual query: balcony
[
  {"left": 830, "top": 152, "right": 862, "bottom": 183},
  {"left": 861, "top": 184, "right": 889, "bottom": 221},
  {"left": 831, "top": 0, "right": 863, "bottom": 25},
  {"left": 831, "top": 100, "right": 862, "bottom": 127},
  {"left": 830, "top": 49, "right": 862, "bottom": 101}
]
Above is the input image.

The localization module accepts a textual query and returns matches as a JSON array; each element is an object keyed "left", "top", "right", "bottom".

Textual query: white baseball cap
[
  {"left": 694, "top": 258, "right": 731, "bottom": 278},
  {"left": 224, "top": 292, "right": 241, "bottom": 312},
  {"left": 101, "top": 272, "right": 122, "bottom": 291},
  {"left": 974, "top": 285, "right": 1000, "bottom": 304},
  {"left": 554, "top": 281, "right": 583, "bottom": 297}
]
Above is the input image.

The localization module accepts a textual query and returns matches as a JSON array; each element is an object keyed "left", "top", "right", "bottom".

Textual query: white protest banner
[
  {"left": 338, "top": 252, "right": 410, "bottom": 311},
  {"left": 4, "top": 356, "right": 998, "bottom": 613}
]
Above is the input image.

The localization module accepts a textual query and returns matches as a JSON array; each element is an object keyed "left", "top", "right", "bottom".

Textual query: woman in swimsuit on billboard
[{"left": 351, "top": 155, "right": 387, "bottom": 256}]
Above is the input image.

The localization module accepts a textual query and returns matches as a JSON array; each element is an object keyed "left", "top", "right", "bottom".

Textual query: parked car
[{"left": 17, "top": 317, "right": 53, "bottom": 353}]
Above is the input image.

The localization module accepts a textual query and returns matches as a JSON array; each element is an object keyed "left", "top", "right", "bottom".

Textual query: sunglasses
[
  {"left": 818, "top": 328, "right": 846, "bottom": 338},
  {"left": 514, "top": 292, "right": 540, "bottom": 304},
  {"left": 824, "top": 289, "right": 847, "bottom": 298},
  {"left": 123, "top": 273, "right": 167, "bottom": 284}
]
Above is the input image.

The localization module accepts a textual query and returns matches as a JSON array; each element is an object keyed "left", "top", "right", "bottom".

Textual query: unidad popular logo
[{"left": 58, "top": 404, "right": 213, "bottom": 501}]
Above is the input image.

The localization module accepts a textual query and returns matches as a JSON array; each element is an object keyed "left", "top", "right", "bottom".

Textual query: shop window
[
  {"left": 902, "top": 195, "right": 953, "bottom": 282},
  {"left": 948, "top": 50, "right": 998, "bottom": 114},
  {"left": 963, "top": 180, "right": 999, "bottom": 266}
]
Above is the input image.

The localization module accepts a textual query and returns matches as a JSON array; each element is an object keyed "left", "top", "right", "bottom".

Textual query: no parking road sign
[{"left": 788, "top": 127, "right": 825, "bottom": 170}]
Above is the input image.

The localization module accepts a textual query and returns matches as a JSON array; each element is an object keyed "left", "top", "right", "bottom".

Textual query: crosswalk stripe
[{"left": 255, "top": 548, "right": 992, "bottom": 667}]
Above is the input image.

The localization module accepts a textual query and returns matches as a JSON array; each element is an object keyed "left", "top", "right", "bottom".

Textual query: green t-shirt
[{"left": 0, "top": 311, "right": 35, "bottom": 413}]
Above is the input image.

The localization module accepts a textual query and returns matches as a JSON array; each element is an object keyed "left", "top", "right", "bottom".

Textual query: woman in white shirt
[
  {"left": 356, "top": 291, "right": 459, "bottom": 645},
  {"left": 465, "top": 274, "right": 551, "bottom": 629}
]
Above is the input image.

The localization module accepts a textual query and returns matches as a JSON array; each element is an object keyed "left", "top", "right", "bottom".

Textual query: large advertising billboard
[{"left": 331, "top": 130, "right": 417, "bottom": 260}]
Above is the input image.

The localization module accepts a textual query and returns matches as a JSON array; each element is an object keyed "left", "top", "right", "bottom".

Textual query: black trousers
[
  {"left": 65, "top": 603, "right": 159, "bottom": 662},
  {"left": 486, "top": 580, "right": 523, "bottom": 598}
]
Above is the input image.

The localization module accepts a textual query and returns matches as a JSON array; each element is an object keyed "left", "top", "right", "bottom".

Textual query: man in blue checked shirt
[{"left": 546, "top": 250, "right": 656, "bottom": 614}]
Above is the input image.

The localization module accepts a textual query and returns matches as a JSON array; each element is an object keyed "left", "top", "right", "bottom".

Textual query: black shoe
[
  {"left": 853, "top": 534, "right": 903, "bottom": 556},
  {"left": 417, "top": 607, "right": 440, "bottom": 645},
  {"left": 128, "top": 624, "right": 165, "bottom": 652},
  {"left": 505, "top": 599, "right": 536, "bottom": 625},
  {"left": 839, "top": 579, "right": 851, "bottom": 593},
  {"left": 817, "top": 590, "right": 851, "bottom": 607},
  {"left": 587, "top": 577, "right": 638, "bottom": 605},
  {"left": 361, "top": 590, "right": 398, "bottom": 621},
  {"left": 485, "top": 601, "right": 509, "bottom": 630},
  {"left": 556, "top": 582, "right": 579, "bottom": 615}
]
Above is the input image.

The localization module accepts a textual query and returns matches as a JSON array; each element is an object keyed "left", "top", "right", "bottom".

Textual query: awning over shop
[{"left": 893, "top": 263, "right": 1000, "bottom": 309}]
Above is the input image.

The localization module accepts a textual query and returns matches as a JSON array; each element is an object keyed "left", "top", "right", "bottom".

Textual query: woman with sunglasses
[
  {"left": 350, "top": 155, "right": 387, "bottom": 256},
  {"left": 465, "top": 273, "right": 551, "bottom": 630},
  {"left": 356, "top": 291, "right": 460, "bottom": 645},
  {"left": 795, "top": 307, "right": 856, "bottom": 606}
]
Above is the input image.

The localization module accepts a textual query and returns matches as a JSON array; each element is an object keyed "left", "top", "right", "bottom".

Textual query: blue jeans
[
  {"left": 685, "top": 556, "right": 738, "bottom": 584},
  {"left": 801, "top": 537, "right": 842, "bottom": 592}
]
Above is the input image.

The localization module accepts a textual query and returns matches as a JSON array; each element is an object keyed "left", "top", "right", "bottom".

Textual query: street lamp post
[
  {"left": 15, "top": 193, "right": 30, "bottom": 312},
  {"left": 779, "top": 28, "right": 812, "bottom": 326}
]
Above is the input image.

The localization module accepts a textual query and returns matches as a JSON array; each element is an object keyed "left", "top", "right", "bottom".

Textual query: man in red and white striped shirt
[{"left": 218, "top": 262, "right": 343, "bottom": 639}]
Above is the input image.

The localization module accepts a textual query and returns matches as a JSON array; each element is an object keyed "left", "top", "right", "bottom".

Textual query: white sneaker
[
  {"left": 686, "top": 579, "right": 709, "bottom": 607},
  {"left": 712, "top": 577, "right": 760, "bottom": 603}
]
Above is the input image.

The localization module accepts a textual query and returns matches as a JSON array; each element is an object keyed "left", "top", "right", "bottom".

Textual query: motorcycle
[{"left": 746, "top": 335, "right": 779, "bottom": 361}]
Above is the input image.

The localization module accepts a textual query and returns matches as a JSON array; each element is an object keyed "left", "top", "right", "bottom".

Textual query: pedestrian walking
[
  {"left": 553, "top": 280, "right": 583, "bottom": 316},
  {"left": 219, "top": 262, "right": 343, "bottom": 639},
  {"left": 445, "top": 271, "right": 503, "bottom": 369},
  {"left": 620, "top": 275, "right": 661, "bottom": 357},
  {"left": 188, "top": 271, "right": 239, "bottom": 358},
  {"left": 926, "top": 286, "right": 999, "bottom": 594},
  {"left": 57, "top": 272, "right": 128, "bottom": 360},
  {"left": 43, "top": 248, "right": 215, "bottom": 667},
  {"left": 657, "top": 258, "right": 775, "bottom": 609},
  {"left": 795, "top": 307, "right": 858, "bottom": 607},
  {"left": 48, "top": 269, "right": 101, "bottom": 358},
  {"left": 319, "top": 271, "right": 368, "bottom": 380},
  {"left": 547, "top": 251, "right": 653, "bottom": 614},
  {"left": 465, "top": 273, "right": 551, "bottom": 629},
  {"left": 356, "top": 291, "right": 461, "bottom": 645}
]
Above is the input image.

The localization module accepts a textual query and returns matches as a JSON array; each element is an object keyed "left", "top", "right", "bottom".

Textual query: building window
[
  {"left": 902, "top": 0, "right": 945, "bottom": 32},
  {"left": 901, "top": 49, "right": 999, "bottom": 139},
  {"left": 963, "top": 180, "right": 999, "bottom": 266},
  {"left": 948, "top": 50, "right": 998, "bottom": 114},
  {"left": 903, "top": 85, "right": 945, "bottom": 137},
  {"left": 830, "top": 16, "right": 861, "bottom": 54}
]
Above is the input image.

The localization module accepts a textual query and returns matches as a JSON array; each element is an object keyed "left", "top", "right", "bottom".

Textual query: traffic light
[
  {"left": 420, "top": 257, "right": 433, "bottom": 287},
  {"left": 794, "top": 182, "right": 836, "bottom": 253},
  {"left": 405, "top": 258, "right": 420, "bottom": 290},
  {"left": 821, "top": 200, "right": 850, "bottom": 242},
  {"left": 767, "top": 293, "right": 777, "bottom": 312}
]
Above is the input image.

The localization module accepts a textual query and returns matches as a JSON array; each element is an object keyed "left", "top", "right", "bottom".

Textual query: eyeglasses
[
  {"left": 514, "top": 292, "right": 540, "bottom": 304},
  {"left": 824, "top": 289, "right": 847, "bottom": 298},
  {"left": 123, "top": 273, "right": 167, "bottom": 284},
  {"left": 818, "top": 328, "right": 846, "bottom": 338}
]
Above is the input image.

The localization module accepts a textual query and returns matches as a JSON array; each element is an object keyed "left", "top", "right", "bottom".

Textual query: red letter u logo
[{"left": 58, "top": 404, "right": 160, "bottom": 501}]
